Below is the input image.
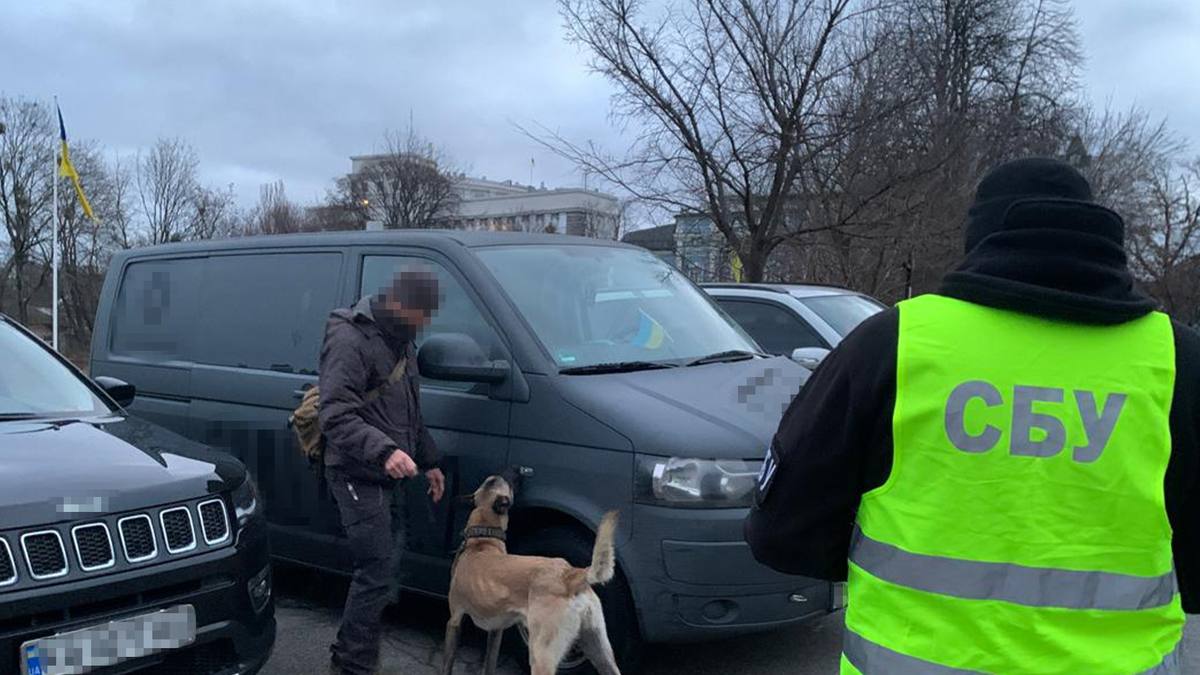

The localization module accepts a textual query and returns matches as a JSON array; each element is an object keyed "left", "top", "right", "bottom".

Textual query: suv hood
[
  {"left": 556, "top": 356, "right": 808, "bottom": 459},
  {"left": 0, "top": 415, "right": 245, "bottom": 529}
]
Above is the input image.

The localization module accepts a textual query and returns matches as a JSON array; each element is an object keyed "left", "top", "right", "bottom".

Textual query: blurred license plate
[{"left": 20, "top": 604, "right": 196, "bottom": 675}]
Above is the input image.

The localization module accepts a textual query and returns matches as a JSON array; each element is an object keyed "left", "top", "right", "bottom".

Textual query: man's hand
[
  {"left": 425, "top": 468, "right": 445, "bottom": 503},
  {"left": 384, "top": 449, "right": 418, "bottom": 479}
]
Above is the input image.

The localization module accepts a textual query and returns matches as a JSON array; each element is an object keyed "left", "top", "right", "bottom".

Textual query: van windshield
[
  {"left": 476, "top": 245, "right": 758, "bottom": 370},
  {"left": 0, "top": 321, "right": 111, "bottom": 418}
]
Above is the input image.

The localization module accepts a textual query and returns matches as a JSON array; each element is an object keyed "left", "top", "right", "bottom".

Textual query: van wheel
[{"left": 509, "top": 526, "right": 643, "bottom": 675}]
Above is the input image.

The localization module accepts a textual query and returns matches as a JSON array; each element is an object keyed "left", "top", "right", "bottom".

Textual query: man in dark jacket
[
  {"left": 319, "top": 269, "right": 445, "bottom": 675},
  {"left": 745, "top": 158, "right": 1200, "bottom": 672}
]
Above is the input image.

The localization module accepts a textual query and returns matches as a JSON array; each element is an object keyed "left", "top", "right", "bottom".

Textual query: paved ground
[{"left": 262, "top": 563, "right": 1199, "bottom": 674}]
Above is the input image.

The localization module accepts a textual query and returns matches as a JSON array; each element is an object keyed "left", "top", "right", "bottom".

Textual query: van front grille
[
  {"left": 198, "top": 500, "right": 229, "bottom": 544},
  {"left": 73, "top": 523, "right": 115, "bottom": 571},
  {"left": 0, "top": 538, "right": 16, "bottom": 585},
  {"left": 119, "top": 515, "right": 157, "bottom": 562},
  {"left": 0, "top": 496, "right": 232, "bottom": 591},
  {"left": 22, "top": 531, "right": 68, "bottom": 579},
  {"left": 160, "top": 508, "right": 196, "bottom": 553}
]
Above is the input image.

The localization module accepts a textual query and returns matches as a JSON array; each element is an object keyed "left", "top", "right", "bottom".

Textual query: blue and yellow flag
[
  {"left": 56, "top": 105, "right": 96, "bottom": 221},
  {"left": 632, "top": 309, "right": 669, "bottom": 349}
]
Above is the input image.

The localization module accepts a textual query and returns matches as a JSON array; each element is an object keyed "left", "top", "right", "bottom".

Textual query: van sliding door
[{"left": 187, "top": 250, "right": 348, "bottom": 570}]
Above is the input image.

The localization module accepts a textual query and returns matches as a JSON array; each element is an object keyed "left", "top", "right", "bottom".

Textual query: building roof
[{"left": 621, "top": 224, "right": 676, "bottom": 251}]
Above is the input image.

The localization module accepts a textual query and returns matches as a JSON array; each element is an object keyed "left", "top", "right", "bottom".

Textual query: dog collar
[{"left": 463, "top": 526, "right": 507, "bottom": 542}]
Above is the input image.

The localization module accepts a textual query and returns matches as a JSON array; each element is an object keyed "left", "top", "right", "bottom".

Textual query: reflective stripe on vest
[
  {"left": 849, "top": 525, "right": 1178, "bottom": 610},
  {"left": 842, "top": 295, "right": 1184, "bottom": 675},
  {"left": 843, "top": 627, "right": 1181, "bottom": 675}
]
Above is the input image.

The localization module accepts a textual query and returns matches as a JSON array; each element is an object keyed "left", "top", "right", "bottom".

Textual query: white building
[{"left": 348, "top": 155, "right": 621, "bottom": 239}]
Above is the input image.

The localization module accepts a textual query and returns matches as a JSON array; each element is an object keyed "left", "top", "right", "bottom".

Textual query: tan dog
[{"left": 441, "top": 474, "right": 621, "bottom": 675}]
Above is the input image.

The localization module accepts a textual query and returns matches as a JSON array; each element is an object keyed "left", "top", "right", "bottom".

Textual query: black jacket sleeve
[
  {"left": 744, "top": 309, "right": 898, "bottom": 580},
  {"left": 318, "top": 317, "right": 396, "bottom": 470},
  {"left": 1167, "top": 322, "right": 1200, "bottom": 613}
]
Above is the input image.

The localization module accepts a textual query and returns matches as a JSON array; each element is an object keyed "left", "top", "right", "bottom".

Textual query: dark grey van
[{"left": 90, "top": 231, "right": 836, "bottom": 671}]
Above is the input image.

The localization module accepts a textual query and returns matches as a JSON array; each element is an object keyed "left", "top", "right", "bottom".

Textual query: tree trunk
[
  {"left": 13, "top": 257, "right": 27, "bottom": 325},
  {"left": 742, "top": 243, "right": 769, "bottom": 283}
]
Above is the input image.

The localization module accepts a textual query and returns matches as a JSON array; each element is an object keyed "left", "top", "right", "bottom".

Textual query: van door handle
[{"left": 291, "top": 389, "right": 307, "bottom": 399}]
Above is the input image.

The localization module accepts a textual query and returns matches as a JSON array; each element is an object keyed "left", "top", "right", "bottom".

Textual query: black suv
[{"left": 0, "top": 314, "right": 274, "bottom": 674}]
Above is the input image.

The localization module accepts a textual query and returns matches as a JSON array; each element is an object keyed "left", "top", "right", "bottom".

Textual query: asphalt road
[{"left": 261, "top": 564, "right": 1200, "bottom": 674}]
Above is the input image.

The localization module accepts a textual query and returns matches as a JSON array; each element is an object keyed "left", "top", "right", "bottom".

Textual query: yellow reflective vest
[{"left": 842, "top": 295, "right": 1184, "bottom": 674}]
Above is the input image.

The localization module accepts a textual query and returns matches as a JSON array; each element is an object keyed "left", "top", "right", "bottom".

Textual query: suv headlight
[
  {"left": 232, "top": 475, "right": 261, "bottom": 529},
  {"left": 635, "top": 455, "right": 761, "bottom": 508}
]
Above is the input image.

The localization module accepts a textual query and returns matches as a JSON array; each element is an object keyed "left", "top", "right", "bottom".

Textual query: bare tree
[
  {"left": 1128, "top": 159, "right": 1200, "bottom": 318},
  {"left": 0, "top": 97, "right": 54, "bottom": 323},
  {"left": 786, "top": 0, "right": 1083, "bottom": 297},
  {"left": 136, "top": 137, "right": 199, "bottom": 244},
  {"left": 190, "top": 183, "right": 239, "bottom": 240},
  {"left": 537, "top": 0, "right": 898, "bottom": 281},
  {"left": 105, "top": 154, "right": 137, "bottom": 250},
  {"left": 306, "top": 201, "right": 363, "bottom": 232},
  {"left": 334, "top": 130, "right": 460, "bottom": 229},
  {"left": 244, "top": 180, "right": 305, "bottom": 235}
]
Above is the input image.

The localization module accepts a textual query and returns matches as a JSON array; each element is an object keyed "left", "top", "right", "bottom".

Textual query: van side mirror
[
  {"left": 94, "top": 376, "right": 136, "bottom": 407},
  {"left": 418, "top": 333, "right": 509, "bottom": 384},
  {"left": 790, "top": 347, "right": 831, "bottom": 370}
]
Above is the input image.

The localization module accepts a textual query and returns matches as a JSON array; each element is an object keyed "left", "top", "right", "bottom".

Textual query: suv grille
[
  {"left": 72, "top": 523, "right": 115, "bottom": 571},
  {"left": 119, "top": 515, "right": 157, "bottom": 562},
  {"left": 0, "top": 538, "right": 16, "bottom": 585},
  {"left": 198, "top": 500, "right": 229, "bottom": 544},
  {"left": 22, "top": 531, "right": 68, "bottom": 579},
  {"left": 160, "top": 508, "right": 195, "bottom": 553}
]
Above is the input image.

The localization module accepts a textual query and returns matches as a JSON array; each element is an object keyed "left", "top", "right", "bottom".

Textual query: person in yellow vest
[{"left": 745, "top": 157, "right": 1200, "bottom": 674}]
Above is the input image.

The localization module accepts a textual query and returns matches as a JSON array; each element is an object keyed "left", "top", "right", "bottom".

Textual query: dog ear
[{"left": 492, "top": 495, "right": 512, "bottom": 515}]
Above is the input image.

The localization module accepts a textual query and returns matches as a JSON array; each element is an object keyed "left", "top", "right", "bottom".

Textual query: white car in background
[{"left": 703, "top": 283, "right": 886, "bottom": 368}]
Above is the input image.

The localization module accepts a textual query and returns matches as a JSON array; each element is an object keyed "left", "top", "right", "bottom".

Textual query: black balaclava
[
  {"left": 941, "top": 156, "right": 1157, "bottom": 325},
  {"left": 963, "top": 157, "right": 1123, "bottom": 254}
]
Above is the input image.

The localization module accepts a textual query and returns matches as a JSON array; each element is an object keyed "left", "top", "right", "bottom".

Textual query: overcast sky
[{"left": 2, "top": 0, "right": 1197, "bottom": 210}]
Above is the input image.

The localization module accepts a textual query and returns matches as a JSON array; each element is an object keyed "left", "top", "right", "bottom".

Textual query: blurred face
[
  {"left": 374, "top": 269, "right": 439, "bottom": 335},
  {"left": 377, "top": 295, "right": 433, "bottom": 332}
]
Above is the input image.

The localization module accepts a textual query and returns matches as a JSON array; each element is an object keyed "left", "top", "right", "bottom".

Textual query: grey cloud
[
  {"left": 2, "top": 0, "right": 617, "bottom": 206},
  {"left": 3, "top": 0, "right": 1196, "bottom": 212}
]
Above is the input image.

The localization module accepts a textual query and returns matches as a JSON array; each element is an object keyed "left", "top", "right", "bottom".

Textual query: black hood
[
  {"left": 941, "top": 158, "right": 1157, "bottom": 325},
  {"left": 0, "top": 414, "right": 246, "bottom": 529},
  {"left": 556, "top": 356, "right": 810, "bottom": 460}
]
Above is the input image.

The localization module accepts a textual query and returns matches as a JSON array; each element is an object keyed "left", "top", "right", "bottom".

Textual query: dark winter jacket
[
  {"left": 317, "top": 296, "right": 440, "bottom": 483},
  {"left": 744, "top": 194, "right": 1200, "bottom": 612}
]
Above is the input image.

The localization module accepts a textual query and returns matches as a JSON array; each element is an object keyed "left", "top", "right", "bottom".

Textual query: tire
[{"left": 508, "top": 526, "right": 644, "bottom": 674}]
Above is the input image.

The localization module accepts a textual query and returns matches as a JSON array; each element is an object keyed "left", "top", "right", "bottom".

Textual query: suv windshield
[
  {"left": 477, "top": 245, "right": 758, "bottom": 370},
  {"left": 0, "top": 320, "right": 110, "bottom": 418},
  {"left": 798, "top": 294, "right": 885, "bottom": 337}
]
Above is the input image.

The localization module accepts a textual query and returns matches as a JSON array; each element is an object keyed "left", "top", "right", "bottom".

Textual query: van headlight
[
  {"left": 634, "top": 455, "right": 760, "bottom": 508},
  {"left": 232, "top": 475, "right": 261, "bottom": 530}
]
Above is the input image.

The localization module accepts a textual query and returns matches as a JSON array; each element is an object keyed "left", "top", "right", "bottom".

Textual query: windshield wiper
[
  {"left": 684, "top": 350, "right": 764, "bottom": 367},
  {"left": 559, "top": 361, "right": 678, "bottom": 375},
  {"left": 0, "top": 413, "right": 44, "bottom": 421}
]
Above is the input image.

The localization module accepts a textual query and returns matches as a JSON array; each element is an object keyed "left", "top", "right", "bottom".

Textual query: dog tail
[{"left": 586, "top": 511, "right": 619, "bottom": 586}]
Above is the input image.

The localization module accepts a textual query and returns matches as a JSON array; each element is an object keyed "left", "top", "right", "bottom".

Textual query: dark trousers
[{"left": 328, "top": 469, "right": 397, "bottom": 675}]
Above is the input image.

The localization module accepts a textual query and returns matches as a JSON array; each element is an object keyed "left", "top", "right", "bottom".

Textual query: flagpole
[{"left": 51, "top": 96, "right": 59, "bottom": 351}]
